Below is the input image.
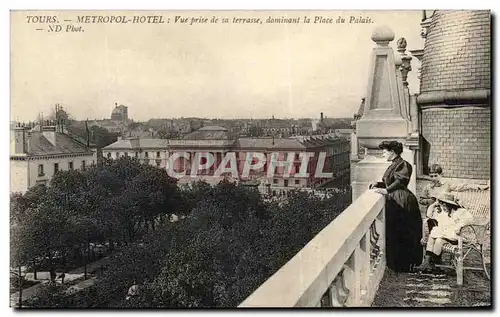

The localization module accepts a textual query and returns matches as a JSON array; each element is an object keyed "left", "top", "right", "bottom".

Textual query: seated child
[
  {"left": 419, "top": 164, "right": 489, "bottom": 208},
  {"left": 416, "top": 192, "right": 474, "bottom": 273}
]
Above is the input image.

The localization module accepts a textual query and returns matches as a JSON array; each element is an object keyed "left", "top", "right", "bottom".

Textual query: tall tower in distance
[{"left": 111, "top": 103, "right": 129, "bottom": 122}]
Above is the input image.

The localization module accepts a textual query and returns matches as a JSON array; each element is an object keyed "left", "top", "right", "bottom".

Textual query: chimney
[
  {"left": 320, "top": 112, "right": 324, "bottom": 123},
  {"left": 13, "top": 124, "right": 28, "bottom": 154},
  {"left": 42, "top": 121, "right": 57, "bottom": 146},
  {"left": 85, "top": 119, "right": 90, "bottom": 147}
]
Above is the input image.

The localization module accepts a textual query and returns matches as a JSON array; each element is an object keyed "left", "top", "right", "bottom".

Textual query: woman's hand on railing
[
  {"left": 368, "top": 181, "right": 379, "bottom": 189},
  {"left": 373, "top": 188, "right": 388, "bottom": 195}
]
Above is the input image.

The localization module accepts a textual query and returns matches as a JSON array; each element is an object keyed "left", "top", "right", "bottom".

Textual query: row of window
[
  {"left": 38, "top": 160, "right": 90, "bottom": 176},
  {"left": 105, "top": 151, "right": 346, "bottom": 161},
  {"left": 325, "top": 144, "right": 350, "bottom": 155},
  {"left": 107, "top": 151, "right": 162, "bottom": 159},
  {"left": 272, "top": 179, "right": 301, "bottom": 186}
]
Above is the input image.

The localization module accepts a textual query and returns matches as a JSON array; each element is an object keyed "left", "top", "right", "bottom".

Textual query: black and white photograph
[{"left": 8, "top": 8, "right": 492, "bottom": 309}]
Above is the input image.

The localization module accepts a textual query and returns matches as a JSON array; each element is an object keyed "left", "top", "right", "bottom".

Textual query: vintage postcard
[{"left": 9, "top": 10, "right": 491, "bottom": 308}]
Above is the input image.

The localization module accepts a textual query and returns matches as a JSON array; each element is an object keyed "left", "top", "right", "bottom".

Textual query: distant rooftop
[
  {"left": 237, "top": 138, "right": 306, "bottom": 149},
  {"left": 11, "top": 130, "right": 94, "bottom": 156},
  {"left": 103, "top": 138, "right": 168, "bottom": 150},
  {"left": 198, "top": 125, "right": 228, "bottom": 131},
  {"left": 184, "top": 125, "right": 234, "bottom": 140}
]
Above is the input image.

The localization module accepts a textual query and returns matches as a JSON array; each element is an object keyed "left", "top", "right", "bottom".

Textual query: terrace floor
[
  {"left": 371, "top": 178, "right": 491, "bottom": 308},
  {"left": 372, "top": 251, "right": 491, "bottom": 307}
]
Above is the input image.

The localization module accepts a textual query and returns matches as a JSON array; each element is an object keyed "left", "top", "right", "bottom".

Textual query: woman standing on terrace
[{"left": 370, "top": 141, "right": 423, "bottom": 273}]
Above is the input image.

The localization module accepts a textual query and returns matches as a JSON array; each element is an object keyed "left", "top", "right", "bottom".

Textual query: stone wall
[
  {"left": 420, "top": 107, "right": 490, "bottom": 179},
  {"left": 417, "top": 10, "right": 491, "bottom": 181},
  {"left": 420, "top": 10, "right": 490, "bottom": 93}
]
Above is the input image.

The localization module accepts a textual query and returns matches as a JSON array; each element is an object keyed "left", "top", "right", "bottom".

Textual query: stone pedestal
[
  {"left": 352, "top": 155, "right": 390, "bottom": 201},
  {"left": 351, "top": 26, "right": 414, "bottom": 202}
]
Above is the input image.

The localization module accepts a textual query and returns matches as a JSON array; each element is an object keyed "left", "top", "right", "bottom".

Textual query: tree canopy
[{"left": 15, "top": 160, "right": 352, "bottom": 308}]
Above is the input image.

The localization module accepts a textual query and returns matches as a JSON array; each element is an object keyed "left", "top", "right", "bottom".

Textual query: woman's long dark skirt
[{"left": 385, "top": 188, "right": 423, "bottom": 272}]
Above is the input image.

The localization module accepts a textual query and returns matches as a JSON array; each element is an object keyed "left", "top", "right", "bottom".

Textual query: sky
[{"left": 10, "top": 10, "right": 424, "bottom": 122}]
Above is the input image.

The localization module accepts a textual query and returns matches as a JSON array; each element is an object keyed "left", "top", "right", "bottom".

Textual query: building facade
[
  {"left": 102, "top": 126, "right": 351, "bottom": 190},
  {"left": 101, "top": 137, "right": 169, "bottom": 168},
  {"left": 10, "top": 122, "right": 97, "bottom": 193}
]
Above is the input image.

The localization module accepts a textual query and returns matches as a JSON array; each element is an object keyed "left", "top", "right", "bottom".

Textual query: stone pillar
[
  {"left": 419, "top": 11, "right": 434, "bottom": 40},
  {"left": 352, "top": 26, "right": 412, "bottom": 201},
  {"left": 409, "top": 49, "right": 424, "bottom": 82},
  {"left": 406, "top": 95, "right": 422, "bottom": 177},
  {"left": 394, "top": 55, "right": 407, "bottom": 121},
  {"left": 409, "top": 49, "right": 424, "bottom": 177},
  {"left": 396, "top": 38, "right": 412, "bottom": 126},
  {"left": 186, "top": 151, "right": 192, "bottom": 175},
  {"left": 397, "top": 38, "right": 417, "bottom": 192},
  {"left": 350, "top": 131, "right": 359, "bottom": 160}
]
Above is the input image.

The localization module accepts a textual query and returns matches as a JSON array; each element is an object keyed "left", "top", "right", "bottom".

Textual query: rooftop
[
  {"left": 11, "top": 130, "right": 94, "bottom": 156},
  {"left": 184, "top": 125, "right": 234, "bottom": 140},
  {"left": 236, "top": 138, "right": 306, "bottom": 149},
  {"left": 103, "top": 138, "right": 168, "bottom": 150},
  {"left": 198, "top": 125, "right": 227, "bottom": 131}
]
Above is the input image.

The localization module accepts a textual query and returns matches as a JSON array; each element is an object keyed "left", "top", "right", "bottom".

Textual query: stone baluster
[
  {"left": 327, "top": 268, "right": 350, "bottom": 307},
  {"left": 344, "top": 245, "right": 363, "bottom": 306},
  {"left": 360, "top": 231, "right": 371, "bottom": 302}
]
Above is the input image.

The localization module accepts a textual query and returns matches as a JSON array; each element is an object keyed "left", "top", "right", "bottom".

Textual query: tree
[
  {"left": 44, "top": 104, "right": 72, "bottom": 123},
  {"left": 134, "top": 182, "right": 272, "bottom": 307},
  {"left": 178, "top": 181, "right": 212, "bottom": 216},
  {"left": 121, "top": 165, "right": 180, "bottom": 234},
  {"left": 90, "top": 126, "right": 118, "bottom": 148},
  {"left": 15, "top": 169, "right": 352, "bottom": 308},
  {"left": 22, "top": 284, "right": 69, "bottom": 308},
  {"left": 11, "top": 223, "right": 29, "bottom": 307}
]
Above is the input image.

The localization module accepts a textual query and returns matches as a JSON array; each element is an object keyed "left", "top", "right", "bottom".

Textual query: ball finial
[{"left": 371, "top": 25, "right": 395, "bottom": 45}]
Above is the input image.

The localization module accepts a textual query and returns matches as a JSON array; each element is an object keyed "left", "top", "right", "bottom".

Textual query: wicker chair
[{"left": 421, "top": 188, "right": 491, "bottom": 285}]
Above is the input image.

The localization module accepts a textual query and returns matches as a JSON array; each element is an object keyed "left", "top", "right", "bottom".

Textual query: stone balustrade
[{"left": 239, "top": 191, "right": 386, "bottom": 307}]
